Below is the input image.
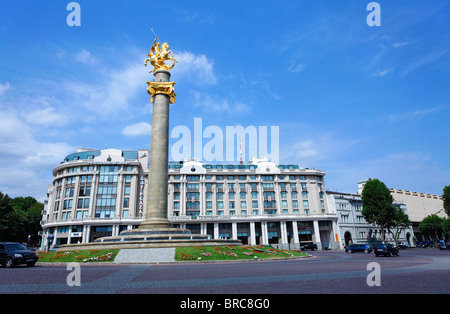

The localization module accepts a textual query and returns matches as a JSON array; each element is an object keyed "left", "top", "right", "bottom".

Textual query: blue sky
[{"left": 0, "top": 0, "right": 449, "bottom": 201}]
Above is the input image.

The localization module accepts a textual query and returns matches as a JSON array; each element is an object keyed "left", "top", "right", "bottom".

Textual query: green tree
[
  {"left": 0, "top": 192, "right": 43, "bottom": 245},
  {"left": 443, "top": 185, "right": 450, "bottom": 217},
  {"left": 418, "top": 214, "right": 444, "bottom": 241},
  {"left": 361, "top": 178, "right": 396, "bottom": 242},
  {"left": 388, "top": 206, "right": 411, "bottom": 245},
  {"left": 0, "top": 192, "right": 14, "bottom": 240}
]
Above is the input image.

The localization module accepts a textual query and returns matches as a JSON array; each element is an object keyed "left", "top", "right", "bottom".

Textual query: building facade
[
  {"left": 40, "top": 148, "right": 340, "bottom": 250},
  {"left": 390, "top": 188, "right": 445, "bottom": 241},
  {"left": 326, "top": 190, "right": 415, "bottom": 247}
]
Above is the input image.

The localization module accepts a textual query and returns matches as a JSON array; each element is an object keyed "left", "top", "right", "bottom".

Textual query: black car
[
  {"left": 373, "top": 243, "right": 399, "bottom": 257},
  {"left": 0, "top": 242, "right": 39, "bottom": 268},
  {"left": 301, "top": 243, "right": 318, "bottom": 251}
]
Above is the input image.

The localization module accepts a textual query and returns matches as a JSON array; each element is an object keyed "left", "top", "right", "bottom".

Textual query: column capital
[{"left": 146, "top": 81, "right": 176, "bottom": 104}]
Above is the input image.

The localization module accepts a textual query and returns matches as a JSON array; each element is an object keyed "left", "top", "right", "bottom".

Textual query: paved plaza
[{"left": 0, "top": 248, "right": 448, "bottom": 297}]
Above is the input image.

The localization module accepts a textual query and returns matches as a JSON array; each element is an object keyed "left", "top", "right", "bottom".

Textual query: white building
[
  {"left": 40, "top": 148, "right": 340, "bottom": 250},
  {"left": 327, "top": 188, "right": 415, "bottom": 247}
]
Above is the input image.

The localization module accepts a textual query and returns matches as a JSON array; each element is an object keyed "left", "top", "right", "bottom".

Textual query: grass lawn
[
  {"left": 175, "top": 245, "right": 308, "bottom": 261},
  {"left": 37, "top": 246, "right": 308, "bottom": 263},
  {"left": 37, "top": 249, "right": 120, "bottom": 263}
]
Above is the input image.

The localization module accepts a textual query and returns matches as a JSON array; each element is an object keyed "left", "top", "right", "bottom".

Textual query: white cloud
[
  {"left": 402, "top": 49, "right": 448, "bottom": 75},
  {"left": 122, "top": 122, "right": 151, "bottom": 137},
  {"left": 0, "top": 109, "right": 74, "bottom": 199},
  {"left": 75, "top": 49, "right": 96, "bottom": 64},
  {"left": 0, "top": 82, "right": 10, "bottom": 95},
  {"left": 388, "top": 104, "right": 447, "bottom": 122},
  {"left": 190, "top": 90, "right": 250, "bottom": 114},
  {"left": 171, "top": 51, "right": 217, "bottom": 85},
  {"left": 372, "top": 68, "right": 393, "bottom": 77},
  {"left": 21, "top": 106, "right": 67, "bottom": 126},
  {"left": 280, "top": 130, "right": 366, "bottom": 168},
  {"left": 64, "top": 58, "right": 148, "bottom": 116},
  {"left": 288, "top": 60, "right": 306, "bottom": 73},
  {"left": 392, "top": 42, "right": 408, "bottom": 48}
]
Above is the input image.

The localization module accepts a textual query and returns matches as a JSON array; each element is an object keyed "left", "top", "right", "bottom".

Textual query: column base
[{"left": 139, "top": 218, "right": 172, "bottom": 230}]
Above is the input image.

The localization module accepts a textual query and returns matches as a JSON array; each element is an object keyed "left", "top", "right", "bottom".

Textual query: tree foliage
[
  {"left": 419, "top": 214, "right": 450, "bottom": 241},
  {"left": 361, "top": 178, "right": 397, "bottom": 242},
  {"left": 0, "top": 192, "right": 43, "bottom": 245},
  {"left": 443, "top": 185, "right": 450, "bottom": 217}
]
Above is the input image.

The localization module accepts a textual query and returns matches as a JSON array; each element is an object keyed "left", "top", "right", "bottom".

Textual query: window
[
  {"left": 99, "top": 166, "right": 118, "bottom": 183},
  {"left": 77, "top": 198, "right": 89, "bottom": 209},
  {"left": 229, "top": 192, "right": 235, "bottom": 199},
  {"left": 79, "top": 186, "right": 91, "bottom": 197},
  {"left": 252, "top": 200, "right": 258, "bottom": 208},
  {"left": 187, "top": 175, "right": 199, "bottom": 181},
  {"left": 229, "top": 201, "right": 235, "bottom": 209},
  {"left": 65, "top": 187, "right": 74, "bottom": 198},
  {"left": 240, "top": 201, "right": 247, "bottom": 209},
  {"left": 123, "top": 198, "right": 129, "bottom": 208},
  {"left": 240, "top": 192, "right": 246, "bottom": 199}
]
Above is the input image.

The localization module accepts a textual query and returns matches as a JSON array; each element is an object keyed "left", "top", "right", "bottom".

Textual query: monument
[{"left": 59, "top": 31, "right": 241, "bottom": 251}]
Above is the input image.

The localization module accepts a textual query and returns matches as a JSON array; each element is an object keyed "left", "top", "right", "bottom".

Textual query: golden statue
[
  {"left": 145, "top": 29, "right": 177, "bottom": 104},
  {"left": 145, "top": 31, "right": 177, "bottom": 73}
]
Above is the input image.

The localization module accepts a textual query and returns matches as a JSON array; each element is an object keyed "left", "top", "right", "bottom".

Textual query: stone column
[{"left": 140, "top": 70, "right": 172, "bottom": 230}]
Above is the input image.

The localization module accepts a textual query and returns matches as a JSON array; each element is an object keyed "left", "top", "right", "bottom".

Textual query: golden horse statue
[{"left": 145, "top": 35, "right": 177, "bottom": 73}]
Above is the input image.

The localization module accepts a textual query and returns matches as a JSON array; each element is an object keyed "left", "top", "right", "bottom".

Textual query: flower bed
[{"left": 175, "top": 245, "right": 307, "bottom": 261}]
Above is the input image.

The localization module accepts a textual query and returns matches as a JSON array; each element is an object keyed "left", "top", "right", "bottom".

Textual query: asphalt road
[{"left": 1, "top": 248, "right": 448, "bottom": 297}]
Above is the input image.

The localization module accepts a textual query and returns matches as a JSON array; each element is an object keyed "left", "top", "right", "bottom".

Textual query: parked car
[
  {"left": 397, "top": 242, "right": 409, "bottom": 249},
  {"left": 345, "top": 243, "right": 372, "bottom": 254},
  {"left": 417, "top": 241, "right": 434, "bottom": 248},
  {"left": 301, "top": 243, "right": 318, "bottom": 251},
  {"left": 438, "top": 241, "right": 450, "bottom": 250},
  {"left": 373, "top": 243, "right": 399, "bottom": 257},
  {"left": 0, "top": 242, "right": 39, "bottom": 268}
]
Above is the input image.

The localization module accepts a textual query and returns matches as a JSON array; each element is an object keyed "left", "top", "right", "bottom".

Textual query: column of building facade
[
  {"left": 249, "top": 222, "right": 256, "bottom": 245},
  {"left": 115, "top": 170, "right": 123, "bottom": 220},
  {"left": 292, "top": 221, "right": 300, "bottom": 249},
  {"left": 313, "top": 220, "right": 322, "bottom": 249},
  {"left": 280, "top": 220, "right": 288, "bottom": 245},
  {"left": 274, "top": 179, "right": 281, "bottom": 214},
  {"left": 71, "top": 168, "right": 81, "bottom": 221},
  {"left": 180, "top": 174, "right": 188, "bottom": 216}
]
